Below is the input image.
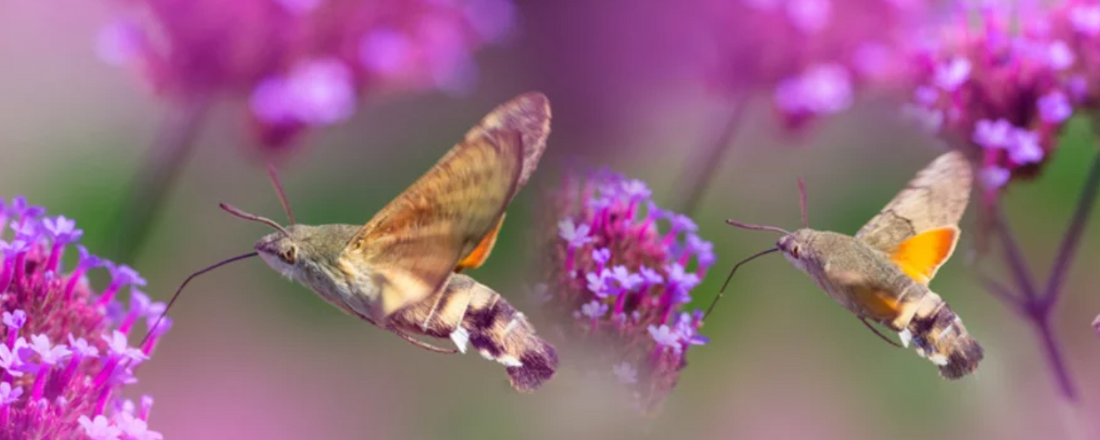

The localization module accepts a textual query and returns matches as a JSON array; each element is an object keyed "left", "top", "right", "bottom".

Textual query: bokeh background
[{"left": 2, "top": 0, "right": 1099, "bottom": 439}]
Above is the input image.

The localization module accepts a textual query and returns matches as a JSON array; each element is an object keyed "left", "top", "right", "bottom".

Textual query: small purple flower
[
  {"left": 612, "top": 362, "right": 638, "bottom": 384},
  {"left": 558, "top": 218, "right": 593, "bottom": 248},
  {"left": 0, "top": 338, "right": 26, "bottom": 377},
  {"left": 1038, "top": 91, "right": 1072, "bottom": 124},
  {"left": 639, "top": 266, "right": 664, "bottom": 285},
  {"left": 785, "top": 0, "right": 832, "bottom": 34},
  {"left": 666, "top": 263, "right": 701, "bottom": 292},
  {"left": 1070, "top": 4, "right": 1100, "bottom": 35},
  {"left": 580, "top": 301, "right": 609, "bottom": 320},
  {"left": 103, "top": 331, "right": 146, "bottom": 363},
  {"left": 981, "top": 166, "right": 1012, "bottom": 190},
  {"left": 586, "top": 270, "right": 610, "bottom": 297},
  {"left": 972, "top": 119, "right": 1015, "bottom": 149},
  {"left": 668, "top": 214, "right": 698, "bottom": 235},
  {"left": 68, "top": 335, "right": 99, "bottom": 358},
  {"left": 251, "top": 58, "right": 356, "bottom": 127},
  {"left": 685, "top": 234, "right": 717, "bottom": 268},
  {"left": 80, "top": 415, "right": 122, "bottom": 440},
  {"left": 592, "top": 248, "right": 611, "bottom": 266},
  {"left": 77, "top": 245, "right": 103, "bottom": 270},
  {"left": 0, "top": 383, "right": 21, "bottom": 405},
  {"left": 28, "top": 335, "right": 70, "bottom": 365},
  {"left": 913, "top": 86, "right": 939, "bottom": 106},
  {"left": 2, "top": 311, "right": 25, "bottom": 331},
  {"left": 0, "top": 240, "right": 28, "bottom": 258},
  {"left": 610, "top": 266, "right": 643, "bottom": 291},
  {"left": 106, "top": 264, "right": 146, "bottom": 289},
  {"left": 1046, "top": 40, "right": 1075, "bottom": 70},
  {"left": 41, "top": 215, "right": 83, "bottom": 245},
  {"left": 620, "top": 179, "right": 652, "bottom": 201},
  {"left": 1009, "top": 129, "right": 1044, "bottom": 164},
  {"left": 776, "top": 64, "right": 853, "bottom": 114},
  {"left": 114, "top": 411, "right": 163, "bottom": 440},
  {"left": 648, "top": 325, "right": 682, "bottom": 353},
  {"left": 933, "top": 57, "right": 971, "bottom": 92}
]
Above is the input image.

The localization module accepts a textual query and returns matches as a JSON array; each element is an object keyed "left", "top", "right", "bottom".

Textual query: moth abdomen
[
  {"left": 905, "top": 297, "right": 983, "bottom": 379},
  {"left": 390, "top": 274, "right": 558, "bottom": 392}
]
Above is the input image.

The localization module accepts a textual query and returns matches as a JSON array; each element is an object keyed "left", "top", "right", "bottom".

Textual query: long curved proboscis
[
  {"left": 704, "top": 247, "right": 780, "bottom": 320},
  {"left": 140, "top": 252, "right": 259, "bottom": 347}
]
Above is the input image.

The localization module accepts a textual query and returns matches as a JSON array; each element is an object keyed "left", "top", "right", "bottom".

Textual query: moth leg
[
  {"left": 355, "top": 309, "right": 459, "bottom": 354},
  {"left": 859, "top": 317, "right": 904, "bottom": 348},
  {"left": 385, "top": 324, "right": 459, "bottom": 354}
]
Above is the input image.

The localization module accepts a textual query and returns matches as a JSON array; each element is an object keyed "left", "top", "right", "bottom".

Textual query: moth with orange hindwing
[
  {"left": 708, "top": 151, "right": 983, "bottom": 379},
  {"left": 146, "top": 93, "right": 558, "bottom": 392}
]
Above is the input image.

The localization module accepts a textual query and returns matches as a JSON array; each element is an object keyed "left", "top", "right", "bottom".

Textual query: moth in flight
[
  {"left": 150, "top": 93, "right": 558, "bottom": 392},
  {"left": 711, "top": 151, "right": 983, "bottom": 379}
]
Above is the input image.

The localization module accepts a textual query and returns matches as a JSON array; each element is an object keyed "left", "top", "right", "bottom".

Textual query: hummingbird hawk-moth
[
  {"left": 710, "top": 151, "right": 984, "bottom": 379},
  {"left": 151, "top": 93, "right": 558, "bottom": 392}
]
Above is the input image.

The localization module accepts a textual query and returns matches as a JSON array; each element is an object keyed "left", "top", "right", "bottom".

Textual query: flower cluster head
[
  {"left": 904, "top": 1, "right": 1089, "bottom": 201},
  {"left": 700, "top": 0, "right": 928, "bottom": 130},
  {"left": 539, "top": 169, "right": 714, "bottom": 412},
  {"left": 98, "top": 0, "right": 517, "bottom": 152},
  {"left": 0, "top": 197, "right": 168, "bottom": 439}
]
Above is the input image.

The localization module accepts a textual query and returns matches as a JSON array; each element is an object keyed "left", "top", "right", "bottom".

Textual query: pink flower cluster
[
  {"left": 0, "top": 197, "right": 168, "bottom": 439},
  {"left": 905, "top": 1, "right": 1100, "bottom": 200},
  {"left": 538, "top": 170, "right": 713, "bottom": 412},
  {"left": 98, "top": 0, "right": 517, "bottom": 152},
  {"left": 700, "top": 0, "right": 928, "bottom": 130}
]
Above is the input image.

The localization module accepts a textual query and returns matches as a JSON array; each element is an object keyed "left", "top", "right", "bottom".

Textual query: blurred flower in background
[
  {"left": 904, "top": 1, "right": 1077, "bottom": 202},
  {"left": 674, "top": 0, "right": 929, "bottom": 214},
  {"left": 98, "top": 0, "right": 517, "bottom": 152},
  {"left": 537, "top": 169, "right": 714, "bottom": 412},
  {"left": 0, "top": 197, "right": 168, "bottom": 438},
  {"left": 700, "top": 0, "right": 927, "bottom": 130}
]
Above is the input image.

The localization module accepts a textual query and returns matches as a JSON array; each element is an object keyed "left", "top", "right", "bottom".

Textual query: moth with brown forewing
[
  {"left": 709, "top": 151, "right": 983, "bottom": 379},
  {"left": 148, "top": 93, "right": 558, "bottom": 392}
]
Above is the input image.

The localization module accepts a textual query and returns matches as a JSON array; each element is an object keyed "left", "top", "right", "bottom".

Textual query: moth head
[
  {"left": 254, "top": 228, "right": 303, "bottom": 277},
  {"left": 776, "top": 229, "right": 820, "bottom": 270},
  {"left": 219, "top": 202, "right": 303, "bottom": 278}
]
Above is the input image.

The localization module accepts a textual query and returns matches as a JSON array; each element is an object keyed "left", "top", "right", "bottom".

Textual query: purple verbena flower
[
  {"left": 703, "top": 0, "right": 928, "bottom": 130},
  {"left": 1038, "top": 91, "right": 1073, "bottom": 123},
  {"left": 0, "top": 196, "right": 167, "bottom": 438},
  {"left": 907, "top": 0, "right": 1095, "bottom": 202},
  {"left": 100, "top": 0, "right": 518, "bottom": 154},
  {"left": 539, "top": 169, "right": 711, "bottom": 412}
]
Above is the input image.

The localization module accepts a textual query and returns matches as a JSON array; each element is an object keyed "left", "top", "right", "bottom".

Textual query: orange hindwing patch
[
  {"left": 890, "top": 226, "right": 960, "bottom": 284},
  {"left": 456, "top": 214, "right": 506, "bottom": 271}
]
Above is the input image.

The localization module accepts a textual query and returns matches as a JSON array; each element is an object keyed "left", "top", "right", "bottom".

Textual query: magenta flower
[
  {"left": 99, "top": 0, "right": 518, "bottom": 153},
  {"left": 0, "top": 196, "right": 166, "bottom": 439},
  {"left": 539, "top": 170, "right": 712, "bottom": 412},
  {"left": 700, "top": 0, "right": 928, "bottom": 130},
  {"left": 904, "top": 1, "right": 1079, "bottom": 201}
]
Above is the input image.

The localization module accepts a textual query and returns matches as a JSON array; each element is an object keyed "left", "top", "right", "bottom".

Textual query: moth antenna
[
  {"left": 219, "top": 203, "right": 291, "bottom": 237},
  {"left": 798, "top": 176, "right": 809, "bottom": 229},
  {"left": 704, "top": 247, "right": 780, "bottom": 320},
  {"left": 266, "top": 162, "right": 296, "bottom": 225},
  {"left": 140, "top": 251, "right": 259, "bottom": 347},
  {"left": 725, "top": 219, "right": 791, "bottom": 236}
]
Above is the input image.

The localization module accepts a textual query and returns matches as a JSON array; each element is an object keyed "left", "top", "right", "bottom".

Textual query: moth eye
[
  {"left": 280, "top": 247, "right": 297, "bottom": 264},
  {"left": 790, "top": 245, "right": 801, "bottom": 259}
]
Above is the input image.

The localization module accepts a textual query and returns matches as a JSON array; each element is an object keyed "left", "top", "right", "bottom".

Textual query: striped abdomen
[
  {"left": 389, "top": 274, "right": 558, "bottom": 392},
  {"left": 901, "top": 292, "right": 983, "bottom": 379}
]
